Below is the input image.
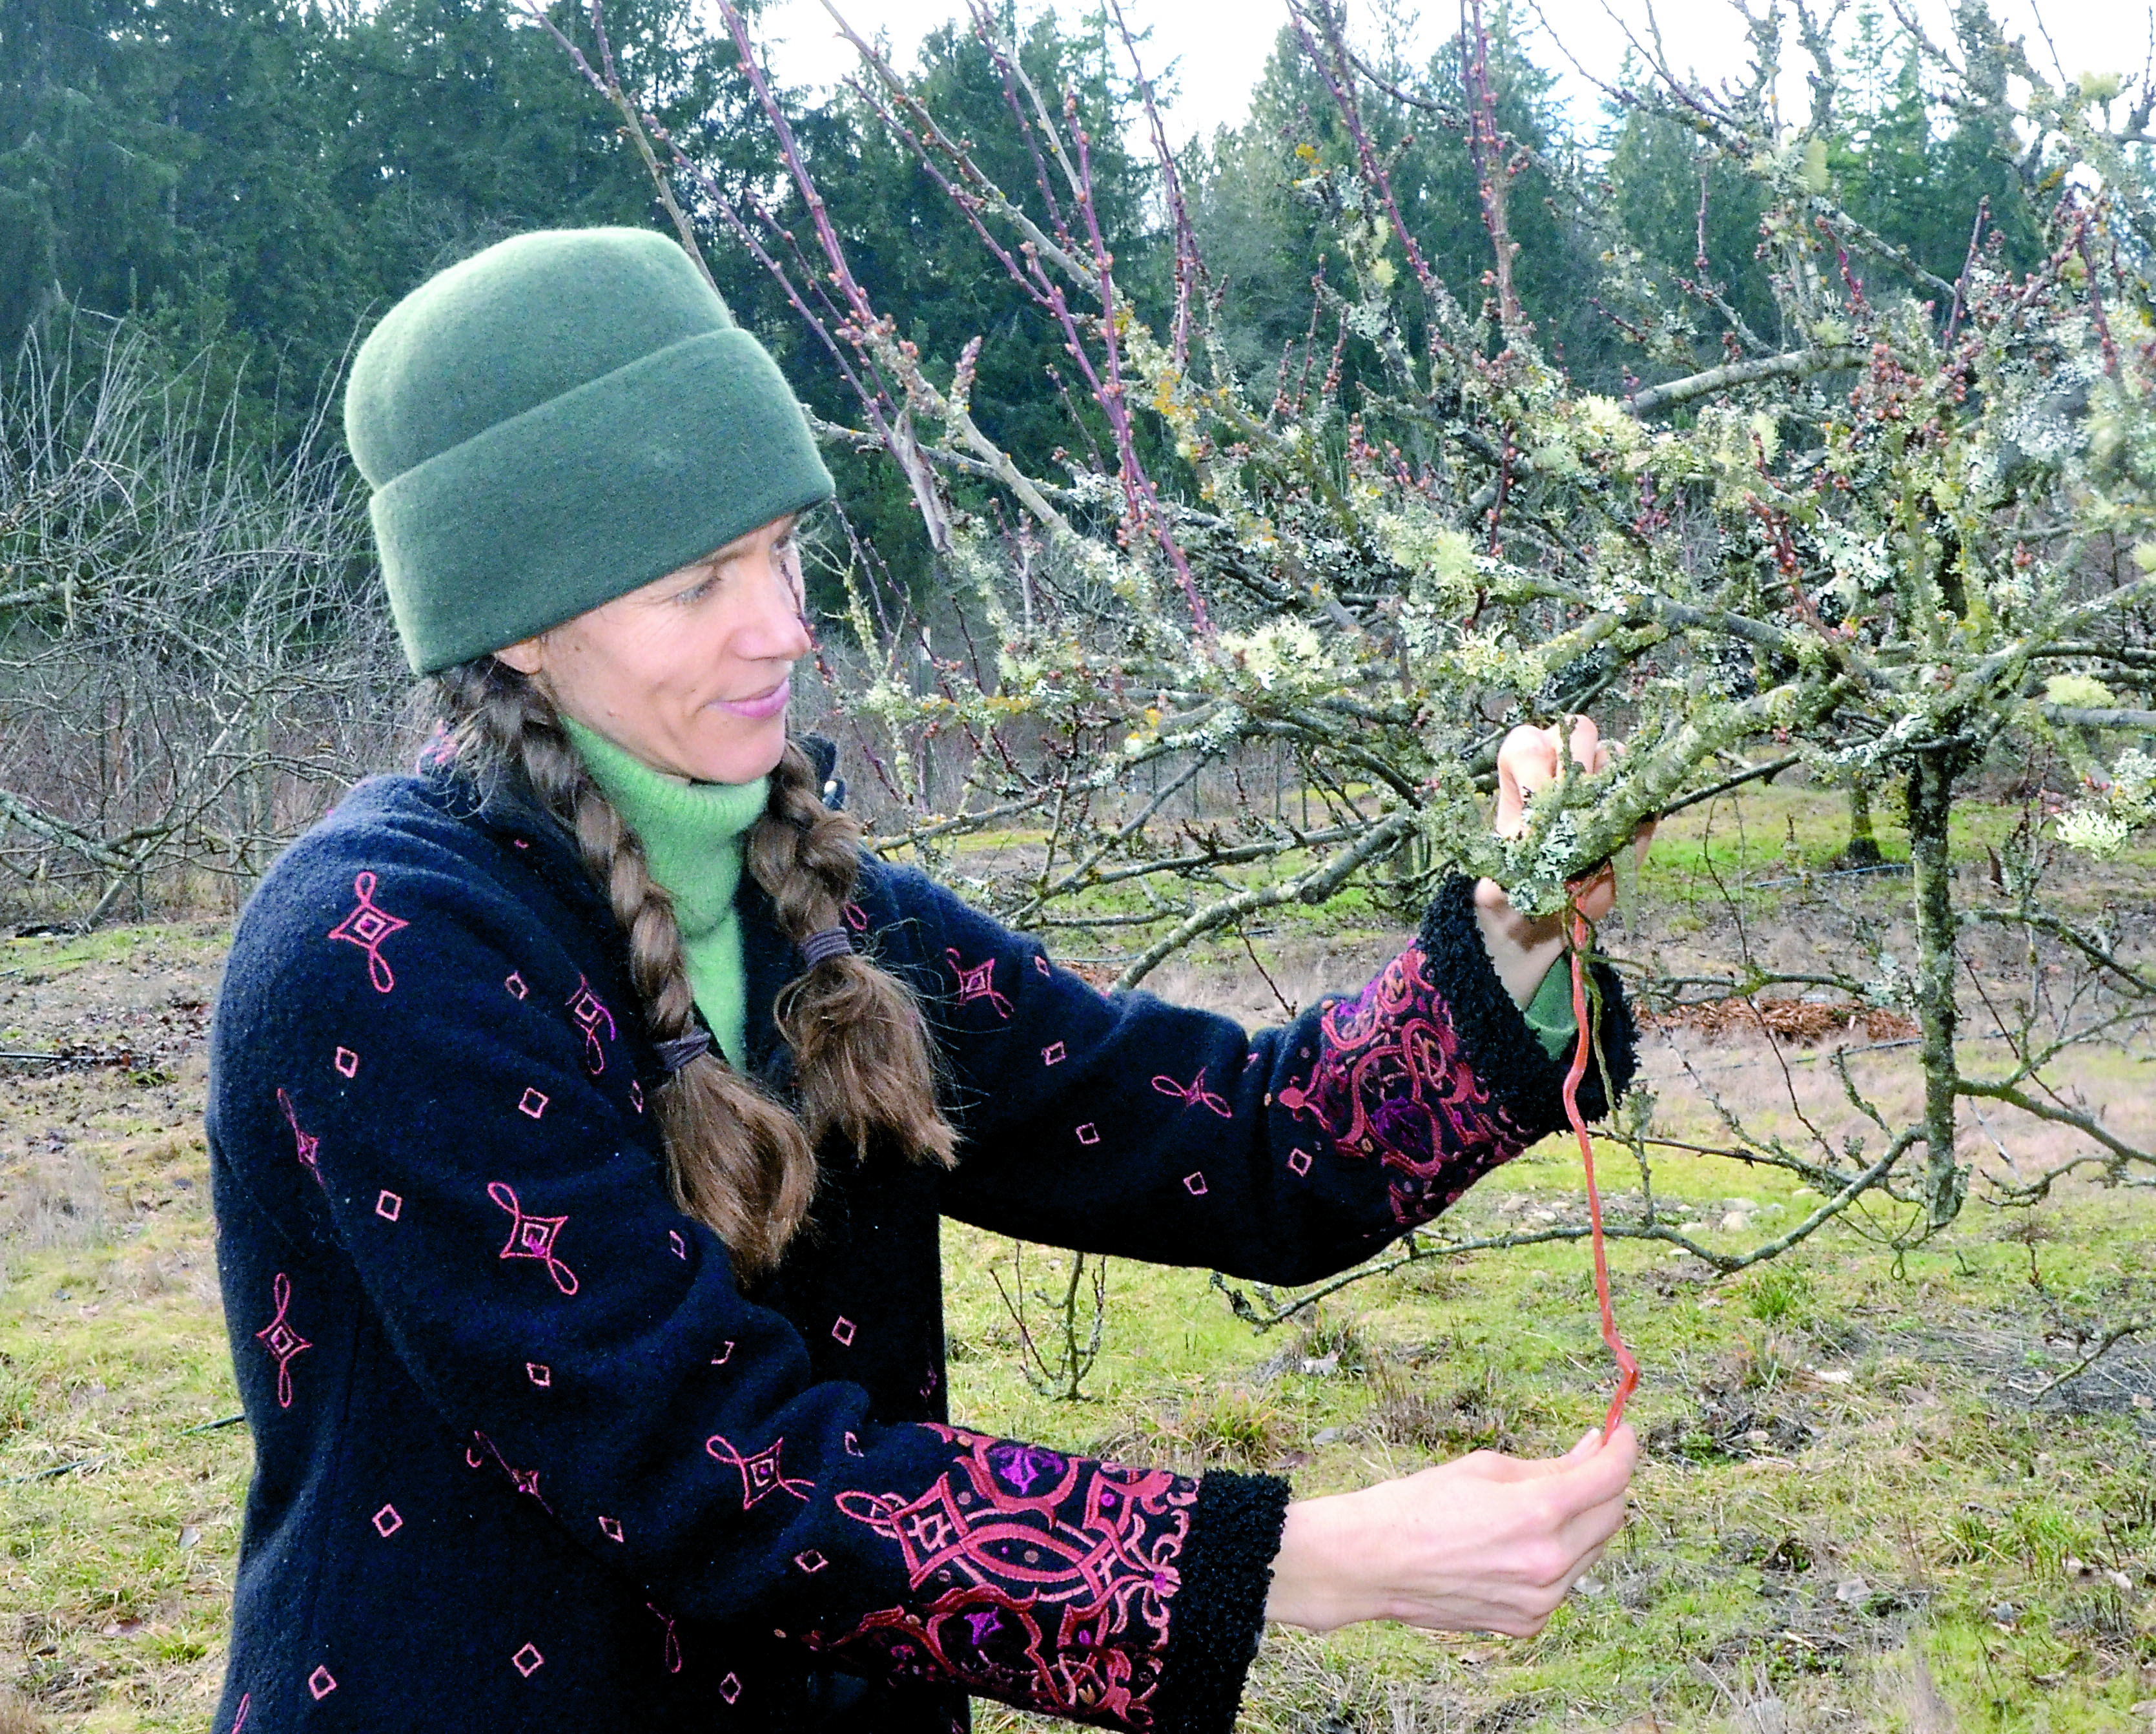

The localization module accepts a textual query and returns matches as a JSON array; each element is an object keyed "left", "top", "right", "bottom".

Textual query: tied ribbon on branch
[{"left": 1561, "top": 907, "right": 1638, "bottom": 1437}]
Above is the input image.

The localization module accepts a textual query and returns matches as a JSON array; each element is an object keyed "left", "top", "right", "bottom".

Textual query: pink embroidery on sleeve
[
  {"left": 843, "top": 901, "right": 870, "bottom": 932},
  {"left": 1182, "top": 1171, "right": 1208, "bottom": 1196},
  {"left": 333, "top": 1047, "right": 359, "bottom": 1079},
  {"left": 564, "top": 976, "right": 616, "bottom": 1075},
  {"left": 1041, "top": 1041, "right": 1065, "bottom": 1066},
  {"left": 704, "top": 1433, "right": 814, "bottom": 1508},
  {"left": 488, "top": 1182, "right": 579, "bottom": 1295},
  {"left": 1074, "top": 1122, "right": 1099, "bottom": 1146},
  {"left": 599, "top": 1515, "right": 624, "bottom": 1542},
  {"left": 711, "top": 1340, "right": 734, "bottom": 1366},
  {"left": 1151, "top": 1066, "right": 1232, "bottom": 1118},
  {"left": 505, "top": 971, "right": 529, "bottom": 1001},
  {"left": 844, "top": 1430, "right": 864, "bottom": 1456},
  {"left": 526, "top": 1363, "right": 551, "bottom": 1388},
  {"left": 512, "top": 1643, "right": 544, "bottom": 1677},
  {"left": 668, "top": 1230, "right": 687, "bottom": 1259},
  {"left": 327, "top": 871, "right": 407, "bottom": 993},
  {"left": 1286, "top": 1148, "right": 1313, "bottom": 1176},
  {"left": 1275, "top": 945, "right": 1514, "bottom": 1224},
  {"left": 229, "top": 1691, "right": 251, "bottom": 1731},
  {"left": 1033, "top": 953, "right": 1052, "bottom": 978},
  {"left": 276, "top": 1089, "right": 323, "bottom": 1188},
  {"left": 945, "top": 949, "right": 1013, "bottom": 1018},
  {"left": 307, "top": 1666, "right": 337, "bottom": 1700},
  {"left": 796, "top": 1549, "right": 828, "bottom": 1573},
  {"left": 375, "top": 1190, "right": 402, "bottom": 1221},
  {"left": 255, "top": 1273, "right": 310, "bottom": 1408},
  {"left": 517, "top": 1088, "right": 549, "bottom": 1120},
  {"left": 629, "top": 1079, "right": 644, "bottom": 1114},
  {"left": 718, "top": 1672, "right": 741, "bottom": 1704},
  {"left": 372, "top": 1503, "right": 402, "bottom": 1537},
  {"left": 831, "top": 1316, "right": 856, "bottom": 1347},
  {"left": 821, "top": 1425, "right": 1193, "bottom": 1721}
]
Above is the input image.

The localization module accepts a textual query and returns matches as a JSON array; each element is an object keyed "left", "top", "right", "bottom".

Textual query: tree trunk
[
  {"left": 1905, "top": 749, "right": 1968, "bottom": 1230},
  {"left": 1841, "top": 770, "right": 1883, "bottom": 869}
]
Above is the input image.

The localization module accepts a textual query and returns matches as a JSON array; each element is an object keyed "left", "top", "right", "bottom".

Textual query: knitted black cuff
[
  {"left": 1417, "top": 874, "right": 1639, "bottom": 1141},
  {"left": 1149, "top": 1470, "right": 1291, "bottom": 1734}
]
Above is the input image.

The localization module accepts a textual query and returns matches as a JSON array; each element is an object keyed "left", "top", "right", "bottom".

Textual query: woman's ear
[{"left": 495, "top": 637, "right": 545, "bottom": 677}]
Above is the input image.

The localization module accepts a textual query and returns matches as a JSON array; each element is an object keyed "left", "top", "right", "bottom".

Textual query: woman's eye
[{"left": 675, "top": 579, "right": 715, "bottom": 606}]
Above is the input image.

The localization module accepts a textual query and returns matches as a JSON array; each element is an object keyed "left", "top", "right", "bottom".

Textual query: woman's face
[{"left": 497, "top": 515, "right": 812, "bottom": 785}]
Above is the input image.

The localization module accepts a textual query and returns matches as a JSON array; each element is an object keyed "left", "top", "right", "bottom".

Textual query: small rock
[
  {"left": 2133, "top": 1394, "right": 2153, "bottom": 1411},
  {"left": 1299, "top": 1354, "right": 1339, "bottom": 1377},
  {"left": 2066, "top": 1555, "right": 2093, "bottom": 1578},
  {"left": 180, "top": 1525, "right": 201, "bottom": 1551},
  {"left": 1721, "top": 1212, "right": 1750, "bottom": 1232},
  {"left": 1312, "top": 1427, "right": 1343, "bottom": 1446},
  {"left": 1833, "top": 1575, "right": 1871, "bottom": 1604},
  {"left": 1576, "top": 1577, "right": 1605, "bottom": 1596},
  {"left": 1990, "top": 1601, "right": 2016, "bottom": 1625},
  {"left": 1813, "top": 1368, "right": 1854, "bottom": 1385},
  {"left": 1699, "top": 1297, "right": 1724, "bottom": 1309},
  {"left": 2104, "top": 1568, "right": 2133, "bottom": 1591}
]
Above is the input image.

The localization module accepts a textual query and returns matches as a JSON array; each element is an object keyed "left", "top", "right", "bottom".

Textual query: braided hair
[{"left": 431, "top": 658, "right": 954, "bottom": 1281}]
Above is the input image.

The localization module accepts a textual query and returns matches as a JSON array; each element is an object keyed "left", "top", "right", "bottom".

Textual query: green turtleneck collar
[{"left": 562, "top": 717, "right": 769, "bottom": 1066}]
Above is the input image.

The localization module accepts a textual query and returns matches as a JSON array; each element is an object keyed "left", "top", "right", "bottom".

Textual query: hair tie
[
  {"left": 798, "top": 927, "right": 853, "bottom": 969},
  {"left": 654, "top": 1029, "right": 713, "bottom": 1075}
]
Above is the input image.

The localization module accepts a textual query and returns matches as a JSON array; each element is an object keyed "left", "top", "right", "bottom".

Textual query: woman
[{"left": 207, "top": 227, "right": 1640, "bottom": 1734}]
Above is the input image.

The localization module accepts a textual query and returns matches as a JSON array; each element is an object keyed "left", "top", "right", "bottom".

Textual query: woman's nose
[{"left": 732, "top": 555, "right": 813, "bottom": 660}]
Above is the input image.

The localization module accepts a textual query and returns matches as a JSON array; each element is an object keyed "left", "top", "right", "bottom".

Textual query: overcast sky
[{"left": 748, "top": 0, "right": 2155, "bottom": 147}]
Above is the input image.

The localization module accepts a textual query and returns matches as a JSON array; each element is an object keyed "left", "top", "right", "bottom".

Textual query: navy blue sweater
[{"left": 205, "top": 757, "right": 1633, "bottom": 1734}]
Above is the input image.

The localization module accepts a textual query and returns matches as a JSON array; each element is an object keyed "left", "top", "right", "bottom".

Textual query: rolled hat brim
[{"left": 371, "top": 327, "right": 834, "bottom": 674}]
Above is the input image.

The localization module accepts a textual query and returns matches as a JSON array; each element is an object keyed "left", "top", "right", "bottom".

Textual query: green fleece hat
[{"left": 345, "top": 227, "right": 834, "bottom": 674}]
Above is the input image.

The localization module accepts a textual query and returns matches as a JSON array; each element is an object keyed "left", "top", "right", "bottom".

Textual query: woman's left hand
[{"left": 1472, "top": 717, "right": 1656, "bottom": 1006}]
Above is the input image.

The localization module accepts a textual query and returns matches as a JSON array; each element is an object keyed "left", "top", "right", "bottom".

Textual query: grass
[{"left": 2, "top": 787, "right": 2153, "bottom": 1731}]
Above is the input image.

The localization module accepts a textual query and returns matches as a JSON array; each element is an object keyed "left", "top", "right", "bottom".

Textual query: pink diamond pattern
[
  {"left": 1074, "top": 1122, "right": 1099, "bottom": 1146},
  {"left": 504, "top": 971, "right": 528, "bottom": 1000},
  {"left": 334, "top": 1047, "right": 359, "bottom": 1079},
  {"left": 307, "top": 1666, "right": 336, "bottom": 1700},
  {"left": 327, "top": 871, "right": 407, "bottom": 994},
  {"left": 668, "top": 1230, "right": 686, "bottom": 1259},
  {"left": 711, "top": 1340, "right": 734, "bottom": 1366},
  {"left": 719, "top": 1673, "right": 741, "bottom": 1704},
  {"left": 518, "top": 1088, "right": 548, "bottom": 1120},
  {"left": 831, "top": 1316, "right": 856, "bottom": 1347},
  {"left": 1287, "top": 1148, "right": 1313, "bottom": 1176},
  {"left": 526, "top": 1363, "right": 551, "bottom": 1388},
  {"left": 629, "top": 1079, "right": 644, "bottom": 1113},
  {"left": 512, "top": 1643, "right": 544, "bottom": 1678},
  {"left": 598, "top": 1515, "right": 624, "bottom": 1542},
  {"left": 1184, "top": 1171, "right": 1208, "bottom": 1196},
  {"left": 1042, "top": 1040, "right": 1065, "bottom": 1066},
  {"left": 795, "top": 1549, "right": 828, "bottom": 1573},
  {"left": 375, "top": 1190, "right": 402, "bottom": 1221},
  {"left": 372, "top": 1503, "right": 402, "bottom": 1537}
]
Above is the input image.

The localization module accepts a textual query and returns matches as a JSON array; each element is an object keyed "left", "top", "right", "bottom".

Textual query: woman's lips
[{"left": 714, "top": 676, "right": 790, "bottom": 721}]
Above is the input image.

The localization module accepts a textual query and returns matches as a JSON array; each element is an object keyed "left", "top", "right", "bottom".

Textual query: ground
[{"left": 1, "top": 786, "right": 2153, "bottom": 1732}]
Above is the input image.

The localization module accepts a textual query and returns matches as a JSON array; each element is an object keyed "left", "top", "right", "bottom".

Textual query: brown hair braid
[{"left": 431, "top": 658, "right": 954, "bottom": 1281}]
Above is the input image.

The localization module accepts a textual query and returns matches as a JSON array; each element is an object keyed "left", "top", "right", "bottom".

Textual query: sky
[{"left": 747, "top": 0, "right": 2156, "bottom": 147}]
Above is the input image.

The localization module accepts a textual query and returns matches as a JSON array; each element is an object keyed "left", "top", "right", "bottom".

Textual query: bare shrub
[{"left": 0, "top": 318, "right": 406, "bottom": 925}]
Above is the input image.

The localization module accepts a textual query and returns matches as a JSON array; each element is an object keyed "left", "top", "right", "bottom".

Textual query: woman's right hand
[{"left": 1263, "top": 1424, "right": 1638, "bottom": 1636}]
